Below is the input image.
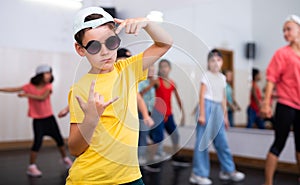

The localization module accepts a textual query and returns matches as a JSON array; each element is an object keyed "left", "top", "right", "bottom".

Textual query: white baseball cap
[
  {"left": 285, "top": 14, "right": 300, "bottom": 26},
  {"left": 36, "top": 65, "right": 52, "bottom": 75},
  {"left": 73, "top": 7, "right": 114, "bottom": 36}
]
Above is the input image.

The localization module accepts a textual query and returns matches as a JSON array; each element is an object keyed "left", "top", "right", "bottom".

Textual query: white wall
[
  {"left": 0, "top": 0, "right": 79, "bottom": 53},
  {"left": 252, "top": 0, "right": 300, "bottom": 70}
]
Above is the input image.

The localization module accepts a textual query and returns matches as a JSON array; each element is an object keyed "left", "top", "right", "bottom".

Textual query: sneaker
[
  {"left": 171, "top": 155, "right": 191, "bottom": 167},
  {"left": 189, "top": 173, "right": 212, "bottom": 185},
  {"left": 63, "top": 157, "right": 73, "bottom": 169},
  {"left": 27, "top": 164, "right": 42, "bottom": 177},
  {"left": 219, "top": 171, "right": 245, "bottom": 182}
]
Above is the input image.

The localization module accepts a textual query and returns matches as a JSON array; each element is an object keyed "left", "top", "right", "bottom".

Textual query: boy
[
  {"left": 247, "top": 68, "right": 265, "bottom": 129},
  {"left": 66, "top": 7, "right": 172, "bottom": 185}
]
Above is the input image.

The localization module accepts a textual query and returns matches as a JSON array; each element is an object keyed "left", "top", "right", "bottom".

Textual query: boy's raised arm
[{"left": 115, "top": 18, "right": 173, "bottom": 70}]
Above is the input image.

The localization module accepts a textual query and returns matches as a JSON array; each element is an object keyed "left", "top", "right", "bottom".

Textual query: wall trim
[{"left": 179, "top": 148, "right": 299, "bottom": 175}]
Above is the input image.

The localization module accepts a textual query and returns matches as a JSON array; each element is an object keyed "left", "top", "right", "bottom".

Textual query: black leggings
[
  {"left": 31, "top": 115, "right": 64, "bottom": 152},
  {"left": 269, "top": 103, "right": 300, "bottom": 156}
]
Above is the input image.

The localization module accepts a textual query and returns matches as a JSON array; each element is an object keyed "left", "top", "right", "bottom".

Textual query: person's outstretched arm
[
  {"left": 140, "top": 79, "right": 158, "bottom": 96},
  {"left": 58, "top": 106, "right": 70, "bottom": 118},
  {"left": 115, "top": 18, "right": 173, "bottom": 70},
  {"left": 0, "top": 86, "right": 23, "bottom": 93},
  {"left": 174, "top": 84, "right": 185, "bottom": 126},
  {"left": 198, "top": 83, "right": 206, "bottom": 125},
  {"left": 137, "top": 93, "right": 154, "bottom": 127},
  {"left": 18, "top": 89, "right": 51, "bottom": 100}
]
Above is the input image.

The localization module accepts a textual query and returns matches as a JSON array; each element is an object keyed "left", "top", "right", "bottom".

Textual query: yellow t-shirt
[{"left": 66, "top": 53, "right": 148, "bottom": 185}]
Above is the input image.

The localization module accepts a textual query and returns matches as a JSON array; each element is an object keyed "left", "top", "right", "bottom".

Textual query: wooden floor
[{"left": 0, "top": 146, "right": 299, "bottom": 185}]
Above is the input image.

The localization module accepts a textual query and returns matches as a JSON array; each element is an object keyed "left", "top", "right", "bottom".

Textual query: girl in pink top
[
  {"left": 0, "top": 65, "right": 72, "bottom": 177},
  {"left": 261, "top": 15, "right": 300, "bottom": 185}
]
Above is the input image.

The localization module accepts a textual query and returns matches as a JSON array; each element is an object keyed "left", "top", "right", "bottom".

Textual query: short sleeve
[
  {"left": 201, "top": 74, "right": 208, "bottom": 86},
  {"left": 266, "top": 49, "right": 285, "bottom": 83},
  {"left": 68, "top": 86, "right": 85, "bottom": 124},
  {"left": 115, "top": 52, "right": 148, "bottom": 83},
  {"left": 22, "top": 84, "right": 30, "bottom": 92}
]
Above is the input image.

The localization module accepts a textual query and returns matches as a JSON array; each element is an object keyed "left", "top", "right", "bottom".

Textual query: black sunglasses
[{"left": 81, "top": 35, "right": 121, "bottom": 55}]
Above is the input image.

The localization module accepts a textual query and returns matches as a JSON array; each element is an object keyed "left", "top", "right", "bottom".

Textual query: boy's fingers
[
  {"left": 103, "top": 96, "right": 119, "bottom": 107},
  {"left": 88, "top": 80, "right": 96, "bottom": 101},
  {"left": 114, "top": 18, "right": 123, "bottom": 24},
  {"left": 114, "top": 18, "right": 125, "bottom": 34}
]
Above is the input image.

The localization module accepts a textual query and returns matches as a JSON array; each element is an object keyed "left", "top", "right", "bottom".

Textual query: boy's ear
[{"left": 75, "top": 43, "right": 85, "bottom": 57}]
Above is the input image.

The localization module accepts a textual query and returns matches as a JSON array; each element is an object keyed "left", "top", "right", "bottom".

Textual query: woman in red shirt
[
  {"left": 261, "top": 15, "right": 300, "bottom": 185},
  {"left": 0, "top": 65, "right": 72, "bottom": 177}
]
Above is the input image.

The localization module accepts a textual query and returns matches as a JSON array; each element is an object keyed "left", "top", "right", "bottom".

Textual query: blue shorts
[{"left": 150, "top": 109, "right": 177, "bottom": 143}]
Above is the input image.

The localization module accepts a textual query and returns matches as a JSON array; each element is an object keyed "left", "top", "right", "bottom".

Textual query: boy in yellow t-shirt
[{"left": 66, "top": 7, "right": 172, "bottom": 185}]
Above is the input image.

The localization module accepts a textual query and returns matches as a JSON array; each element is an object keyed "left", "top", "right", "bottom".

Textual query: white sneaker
[
  {"left": 219, "top": 171, "right": 245, "bottom": 182},
  {"left": 189, "top": 173, "right": 212, "bottom": 185},
  {"left": 27, "top": 164, "right": 42, "bottom": 177},
  {"left": 63, "top": 157, "right": 73, "bottom": 169}
]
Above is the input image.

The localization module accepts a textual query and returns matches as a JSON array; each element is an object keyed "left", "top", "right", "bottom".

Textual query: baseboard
[
  {"left": 178, "top": 148, "right": 299, "bottom": 175},
  {"left": 0, "top": 138, "right": 68, "bottom": 151}
]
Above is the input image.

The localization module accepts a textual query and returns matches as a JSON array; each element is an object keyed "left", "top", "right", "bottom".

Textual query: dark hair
[
  {"left": 252, "top": 68, "right": 260, "bottom": 81},
  {"left": 30, "top": 73, "right": 54, "bottom": 86},
  {"left": 158, "top": 59, "right": 171, "bottom": 76},
  {"left": 74, "top": 14, "right": 115, "bottom": 46},
  {"left": 207, "top": 49, "right": 223, "bottom": 61},
  {"left": 159, "top": 59, "right": 171, "bottom": 68},
  {"left": 117, "top": 48, "right": 131, "bottom": 58}
]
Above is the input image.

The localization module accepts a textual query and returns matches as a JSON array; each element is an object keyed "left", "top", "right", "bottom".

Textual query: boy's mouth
[{"left": 101, "top": 58, "right": 111, "bottom": 63}]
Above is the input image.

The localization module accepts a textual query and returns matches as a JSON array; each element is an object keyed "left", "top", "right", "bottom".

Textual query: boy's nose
[{"left": 100, "top": 44, "right": 109, "bottom": 56}]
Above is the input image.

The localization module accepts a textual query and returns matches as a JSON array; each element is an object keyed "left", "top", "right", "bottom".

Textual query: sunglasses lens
[
  {"left": 86, "top": 41, "right": 101, "bottom": 54},
  {"left": 105, "top": 36, "right": 121, "bottom": 50}
]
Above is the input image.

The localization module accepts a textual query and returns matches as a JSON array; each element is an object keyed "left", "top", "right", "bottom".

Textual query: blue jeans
[
  {"left": 227, "top": 110, "right": 234, "bottom": 127},
  {"left": 149, "top": 109, "right": 179, "bottom": 155},
  {"left": 247, "top": 106, "right": 265, "bottom": 129},
  {"left": 192, "top": 99, "right": 236, "bottom": 177}
]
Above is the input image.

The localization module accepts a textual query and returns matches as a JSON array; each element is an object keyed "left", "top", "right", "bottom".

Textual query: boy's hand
[
  {"left": 76, "top": 80, "right": 118, "bottom": 123},
  {"left": 143, "top": 116, "right": 154, "bottom": 127},
  {"left": 224, "top": 117, "right": 230, "bottom": 130},
  {"left": 198, "top": 115, "right": 206, "bottom": 125},
  {"left": 180, "top": 115, "right": 185, "bottom": 126},
  {"left": 114, "top": 18, "right": 149, "bottom": 36}
]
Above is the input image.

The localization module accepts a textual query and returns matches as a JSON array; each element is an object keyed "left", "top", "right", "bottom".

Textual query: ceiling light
[{"left": 147, "top": 11, "right": 164, "bottom": 22}]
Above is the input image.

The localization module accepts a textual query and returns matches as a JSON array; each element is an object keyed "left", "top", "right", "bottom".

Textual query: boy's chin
[{"left": 101, "top": 64, "right": 114, "bottom": 71}]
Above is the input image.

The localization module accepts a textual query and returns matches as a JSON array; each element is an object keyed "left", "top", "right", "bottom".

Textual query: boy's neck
[{"left": 89, "top": 67, "right": 114, "bottom": 74}]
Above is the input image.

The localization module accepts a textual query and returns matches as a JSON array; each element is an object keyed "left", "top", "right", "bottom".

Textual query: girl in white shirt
[{"left": 189, "top": 49, "right": 245, "bottom": 185}]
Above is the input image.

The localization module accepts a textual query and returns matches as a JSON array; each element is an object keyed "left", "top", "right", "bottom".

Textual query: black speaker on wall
[
  {"left": 245, "top": 42, "right": 256, "bottom": 59},
  {"left": 103, "top": 7, "right": 117, "bottom": 18}
]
